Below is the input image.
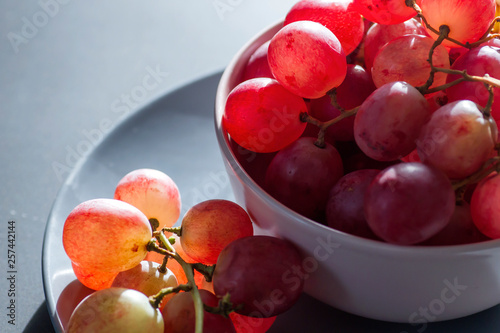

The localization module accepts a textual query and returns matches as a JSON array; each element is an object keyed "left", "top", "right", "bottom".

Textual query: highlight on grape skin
[
  {"left": 223, "top": 77, "right": 307, "bottom": 153},
  {"left": 114, "top": 168, "right": 182, "bottom": 229},
  {"left": 267, "top": 20, "right": 347, "bottom": 99},
  {"left": 62, "top": 198, "right": 152, "bottom": 273}
]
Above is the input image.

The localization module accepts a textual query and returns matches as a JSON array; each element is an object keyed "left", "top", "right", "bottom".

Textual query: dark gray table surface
[{"left": 2, "top": 1, "right": 500, "bottom": 333}]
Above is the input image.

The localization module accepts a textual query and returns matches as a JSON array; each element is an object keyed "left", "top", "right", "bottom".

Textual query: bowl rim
[{"left": 214, "top": 20, "right": 500, "bottom": 259}]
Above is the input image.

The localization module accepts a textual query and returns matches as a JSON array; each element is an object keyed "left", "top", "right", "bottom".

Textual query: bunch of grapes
[
  {"left": 62, "top": 168, "right": 305, "bottom": 333},
  {"left": 224, "top": 0, "right": 500, "bottom": 246}
]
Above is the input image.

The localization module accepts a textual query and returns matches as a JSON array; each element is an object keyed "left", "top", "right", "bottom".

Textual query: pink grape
[
  {"left": 111, "top": 261, "right": 178, "bottom": 310},
  {"left": 268, "top": 20, "right": 347, "bottom": 99},
  {"left": 284, "top": 0, "right": 365, "bottom": 55},
  {"left": 363, "top": 18, "right": 427, "bottom": 71},
  {"left": 371, "top": 34, "right": 450, "bottom": 89},
  {"left": 326, "top": 169, "right": 380, "bottom": 239},
  {"left": 354, "top": 81, "right": 431, "bottom": 161},
  {"left": 416, "top": 100, "right": 497, "bottom": 179},
  {"left": 63, "top": 198, "right": 152, "bottom": 272},
  {"left": 66, "top": 288, "right": 164, "bottom": 333},
  {"left": 71, "top": 262, "right": 118, "bottom": 291},
  {"left": 213, "top": 235, "right": 304, "bottom": 317},
  {"left": 308, "top": 64, "right": 376, "bottom": 142},
  {"left": 114, "top": 168, "right": 181, "bottom": 229},
  {"left": 445, "top": 44, "right": 500, "bottom": 123},
  {"left": 364, "top": 162, "right": 455, "bottom": 245},
  {"left": 180, "top": 199, "right": 254, "bottom": 265},
  {"left": 471, "top": 172, "right": 500, "bottom": 239},
  {"left": 352, "top": 0, "right": 418, "bottom": 25},
  {"left": 161, "top": 289, "right": 236, "bottom": 333},
  {"left": 264, "top": 137, "right": 344, "bottom": 221},
  {"left": 242, "top": 40, "right": 274, "bottom": 81},
  {"left": 423, "top": 202, "right": 489, "bottom": 245},
  {"left": 223, "top": 78, "right": 307, "bottom": 153},
  {"left": 421, "top": 0, "right": 496, "bottom": 48}
]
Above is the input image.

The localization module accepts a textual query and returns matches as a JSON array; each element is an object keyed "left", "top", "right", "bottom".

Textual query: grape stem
[
  {"left": 163, "top": 226, "right": 182, "bottom": 237},
  {"left": 300, "top": 107, "right": 359, "bottom": 148},
  {"left": 151, "top": 230, "right": 205, "bottom": 333},
  {"left": 416, "top": 25, "right": 450, "bottom": 94},
  {"left": 149, "top": 283, "right": 193, "bottom": 309},
  {"left": 203, "top": 293, "right": 237, "bottom": 318}
]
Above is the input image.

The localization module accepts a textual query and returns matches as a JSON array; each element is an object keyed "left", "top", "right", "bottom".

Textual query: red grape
[
  {"left": 284, "top": 0, "right": 365, "bottom": 55},
  {"left": 352, "top": 0, "right": 418, "bottom": 25},
  {"left": 161, "top": 289, "right": 236, "bottom": 333},
  {"left": 423, "top": 202, "right": 489, "bottom": 245},
  {"left": 308, "top": 64, "right": 376, "bottom": 142},
  {"left": 371, "top": 34, "right": 450, "bottom": 89},
  {"left": 264, "top": 137, "right": 344, "bottom": 221},
  {"left": 180, "top": 199, "right": 254, "bottom": 265},
  {"left": 223, "top": 78, "right": 307, "bottom": 153},
  {"left": 326, "top": 169, "right": 380, "bottom": 239},
  {"left": 114, "top": 168, "right": 181, "bottom": 229},
  {"left": 445, "top": 44, "right": 500, "bottom": 123},
  {"left": 363, "top": 18, "right": 427, "bottom": 71},
  {"left": 421, "top": 0, "right": 496, "bottom": 48},
  {"left": 63, "top": 198, "right": 152, "bottom": 272},
  {"left": 213, "top": 236, "right": 304, "bottom": 317},
  {"left": 66, "top": 288, "right": 164, "bottom": 333},
  {"left": 471, "top": 172, "right": 500, "bottom": 239},
  {"left": 364, "top": 162, "right": 455, "bottom": 245},
  {"left": 242, "top": 40, "right": 274, "bottom": 81},
  {"left": 268, "top": 20, "right": 347, "bottom": 99},
  {"left": 354, "top": 81, "right": 431, "bottom": 161},
  {"left": 416, "top": 100, "right": 497, "bottom": 179}
]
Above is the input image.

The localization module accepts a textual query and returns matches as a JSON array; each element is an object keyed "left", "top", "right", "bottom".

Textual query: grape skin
[
  {"left": 371, "top": 34, "right": 450, "bottom": 89},
  {"left": 352, "top": 0, "right": 418, "bottom": 25},
  {"left": 223, "top": 78, "right": 308, "bottom": 153},
  {"left": 364, "top": 162, "right": 455, "bottom": 245},
  {"left": 268, "top": 20, "right": 347, "bottom": 99},
  {"left": 114, "top": 168, "right": 181, "bottom": 229},
  {"left": 326, "top": 169, "right": 380, "bottom": 240},
  {"left": 421, "top": 0, "right": 496, "bottom": 48},
  {"left": 66, "top": 288, "right": 164, "bottom": 333},
  {"left": 363, "top": 18, "right": 427, "bottom": 71},
  {"left": 242, "top": 40, "right": 274, "bottom": 82},
  {"left": 353, "top": 81, "right": 431, "bottom": 161},
  {"left": 284, "top": 0, "right": 365, "bottom": 55},
  {"left": 416, "top": 100, "right": 497, "bottom": 179},
  {"left": 445, "top": 45, "right": 500, "bottom": 124},
  {"left": 180, "top": 199, "right": 254, "bottom": 265},
  {"left": 264, "top": 137, "right": 344, "bottom": 221},
  {"left": 213, "top": 236, "right": 304, "bottom": 317},
  {"left": 71, "top": 262, "right": 119, "bottom": 291},
  {"left": 308, "top": 64, "right": 376, "bottom": 142},
  {"left": 162, "top": 290, "right": 236, "bottom": 333},
  {"left": 471, "top": 172, "right": 500, "bottom": 239},
  {"left": 63, "top": 198, "right": 152, "bottom": 272}
]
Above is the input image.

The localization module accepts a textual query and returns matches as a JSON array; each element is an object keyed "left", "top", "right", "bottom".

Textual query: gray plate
[{"left": 42, "top": 72, "right": 500, "bottom": 332}]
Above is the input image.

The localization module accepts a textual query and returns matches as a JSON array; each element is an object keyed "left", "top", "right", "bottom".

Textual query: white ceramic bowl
[{"left": 214, "top": 21, "right": 500, "bottom": 323}]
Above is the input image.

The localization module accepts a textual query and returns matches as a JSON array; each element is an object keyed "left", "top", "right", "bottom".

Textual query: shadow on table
[{"left": 23, "top": 302, "right": 56, "bottom": 333}]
